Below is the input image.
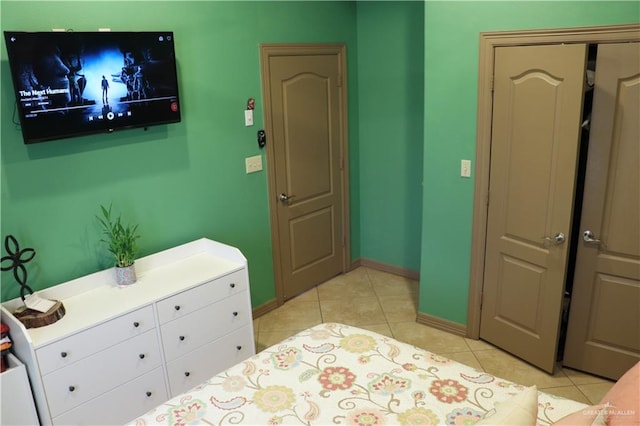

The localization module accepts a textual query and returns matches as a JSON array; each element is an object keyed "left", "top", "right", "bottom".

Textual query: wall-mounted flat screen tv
[{"left": 4, "top": 31, "right": 181, "bottom": 144}]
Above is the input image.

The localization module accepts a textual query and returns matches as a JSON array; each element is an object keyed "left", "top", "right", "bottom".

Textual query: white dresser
[{"left": 0, "top": 238, "right": 255, "bottom": 426}]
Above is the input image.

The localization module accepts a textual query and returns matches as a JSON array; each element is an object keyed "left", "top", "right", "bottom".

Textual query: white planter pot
[{"left": 115, "top": 264, "right": 136, "bottom": 285}]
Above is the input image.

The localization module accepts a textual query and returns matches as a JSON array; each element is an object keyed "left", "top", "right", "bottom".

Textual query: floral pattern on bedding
[{"left": 131, "top": 323, "right": 586, "bottom": 426}]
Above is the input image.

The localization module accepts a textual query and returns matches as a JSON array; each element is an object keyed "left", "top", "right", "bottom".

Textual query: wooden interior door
[
  {"left": 480, "top": 44, "right": 587, "bottom": 373},
  {"left": 261, "top": 45, "right": 348, "bottom": 301},
  {"left": 563, "top": 42, "right": 640, "bottom": 380}
]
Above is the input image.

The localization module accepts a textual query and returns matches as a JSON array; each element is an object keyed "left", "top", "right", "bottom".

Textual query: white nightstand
[{"left": 1, "top": 352, "right": 40, "bottom": 425}]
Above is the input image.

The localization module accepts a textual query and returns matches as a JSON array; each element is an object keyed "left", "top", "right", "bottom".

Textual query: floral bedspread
[{"left": 130, "top": 323, "right": 586, "bottom": 425}]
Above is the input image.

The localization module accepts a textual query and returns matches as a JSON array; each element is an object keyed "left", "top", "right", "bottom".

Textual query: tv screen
[{"left": 3, "top": 31, "right": 181, "bottom": 144}]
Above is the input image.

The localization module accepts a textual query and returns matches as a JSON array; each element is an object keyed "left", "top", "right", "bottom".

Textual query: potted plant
[{"left": 96, "top": 204, "right": 140, "bottom": 285}]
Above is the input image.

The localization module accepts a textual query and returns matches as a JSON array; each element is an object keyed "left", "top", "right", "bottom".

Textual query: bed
[{"left": 129, "top": 323, "right": 638, "bottom": 426}]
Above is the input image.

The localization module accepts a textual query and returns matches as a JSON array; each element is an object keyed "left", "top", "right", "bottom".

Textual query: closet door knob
[
  {"left": 68, "top": 386, "right": 76, "bottom": 392},
  {"left": 179, "top": 335, "right": 185, "bottom": 341},
  {"left": 184, "top": 371, "right": 190, "bottom": 377},
  {"left": 230, "top": 283, "right": 236, "bottom": 289},
  {"left": 236, "top": 345, "right": 242, "bottom": 351},
  {"left": 133, "top": 321, "right": 140, "bottom": 328},
  {"left": 174, "top": 305, "right": 181, "bottom": 311},
  {"left": 146, "top": 391, "right": 152, "bottom": 397},
  {"left": 139, "top": 353, "right": 145, "bottom": 359},
  {"left": 60, "top": 351, "right": 68, "bottom": 358},
  {"left": 232, "top": 311, "right": 238, "bottom": 317},
  {"left": 543, "top": 232, "right": 566, "bottom": 246},
  {"left": 583, "top": 230, "right": 602, "bottom": 245}
]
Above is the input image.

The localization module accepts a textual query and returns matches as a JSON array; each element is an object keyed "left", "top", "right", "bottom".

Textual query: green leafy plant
[{"left": 96, "top": 204, "right": 140, "bottom": 268}]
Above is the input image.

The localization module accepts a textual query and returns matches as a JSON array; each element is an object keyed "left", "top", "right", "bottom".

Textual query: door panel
[
  {"left": 480, "top": 44, "right": 587, "bottom": 373},
  {"left": 563, "top": 43, "right": 640, "bottom": 380},
  {"left": 264, "top": 48, "right": 346, "bottom": 300}
]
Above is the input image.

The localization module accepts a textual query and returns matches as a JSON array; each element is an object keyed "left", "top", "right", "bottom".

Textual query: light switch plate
[
  {"left": 461, "top": 159, "right": 471, "bottom": 178},
  {"left": 244, "top": 110, "right": 254, "bottom": 127},
  {"left": 245, "top": 155, "right": 262, "bottom": 173}
]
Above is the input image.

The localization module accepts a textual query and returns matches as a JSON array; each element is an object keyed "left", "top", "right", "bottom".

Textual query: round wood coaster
[{"left": 13, "top": 301, "right": 65, "bottom": 329}]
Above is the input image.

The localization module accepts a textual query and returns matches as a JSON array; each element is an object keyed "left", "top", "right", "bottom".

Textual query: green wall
[
  {"left": 9, "top": 0, "right": 629, "bottom": 329},
  {"left": 420, "top": 1, "right": 640, "bottom": 325},
  {"left": 356, "top": 2, "right": 424, "bottom": 272},
  {"left": 0, "top": 1, "right": 360, "bottom": 304}
]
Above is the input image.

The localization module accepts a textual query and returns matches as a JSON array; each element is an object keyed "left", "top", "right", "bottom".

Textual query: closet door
[
  {"left": 563, "top": 43, "right": 640, "bottom": 380},
  {"left": 480, "top": 44, "right": 587, "bottom": 374}
]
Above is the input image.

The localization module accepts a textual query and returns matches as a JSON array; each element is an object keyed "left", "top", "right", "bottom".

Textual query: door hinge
[{"left": 337, "top": 74, "right": 343, "bottom": 87}]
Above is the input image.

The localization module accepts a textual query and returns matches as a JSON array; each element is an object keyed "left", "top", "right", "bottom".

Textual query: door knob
[
  {"left": 279, "top": 193, "right": 295, "bottom": 202},
  {"left": 582, "top": 230, "right": 601, "bottom": 245},
  {"left": 543, "top": 232, "right": 566, "bottom": 245}
]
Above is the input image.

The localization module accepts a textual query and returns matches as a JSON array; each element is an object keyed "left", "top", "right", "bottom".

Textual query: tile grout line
[
  {"left": 469, "top": 350, "right": 486, "bottom": 373},
  {"left": 369, "top": 270, "right": 393, "bottom": 337},
  {"left": 367, "top": 268, "right": 401, "bottom": 341}
]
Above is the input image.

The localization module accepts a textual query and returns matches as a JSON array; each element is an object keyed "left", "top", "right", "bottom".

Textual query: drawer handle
[
  {"left": 230, "top": 283, "right": 236, "bottom": 288},
  {"left": 60, "top": 351, "right": 68, "bottom": 358},
  {"left": 174, "top": 305, "right": 181, "bottom": 311},
  {"left": 139, "top": 353, "right": 146, "bottom": 359},
  {"left": 179, "top": 335, "right": 185, "bottom": 341},
  {"left": 233, "top": 311, "right": 238, "bottom": 317},
  {"left": 69, "top": 386, "right": 76, "bottom": 392},
  {"left": 236, "top": 345, "right": 242, "bottom": 351},
  {"left": 184, "top": 371, "right": 190, "bottom": 377},
  {"left": 133, "top": 321, "right": 140, "bottom": 328},
  {"left": 146, "top": 391, "right": 152, "bottom": 397}
]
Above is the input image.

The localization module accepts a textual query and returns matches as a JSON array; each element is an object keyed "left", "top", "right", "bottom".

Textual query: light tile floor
[{"left": 253, "top": 266, "right": 615, "bottom": 405}]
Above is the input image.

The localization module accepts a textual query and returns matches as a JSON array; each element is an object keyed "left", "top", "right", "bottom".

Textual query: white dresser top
[{"left": 1, "top": 238, "right": 247, "bottom": 348}]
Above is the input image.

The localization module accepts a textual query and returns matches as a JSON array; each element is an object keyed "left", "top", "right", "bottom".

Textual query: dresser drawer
[
  {"left": 166, "top": 325, "right": 254, "bottom": 396},
  {"left": 42, "top": 329, "right": 161, "bottom": 418},
  {"left": 52, "top": 367, "right": 168, "bottom": 426},
  {"left": 160, "top": 291, "right": 250, "bottom": 362},
  {"left": 156, "top": 269, "right": 247, "bottom": 324},
  {"left": 36, "top": 305, "right": 155, "bottom": 375}
]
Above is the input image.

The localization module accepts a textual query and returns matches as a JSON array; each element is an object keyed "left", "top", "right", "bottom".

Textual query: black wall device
[{"left": 257, "top": 130, "right": 266, "bottom": 148}]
